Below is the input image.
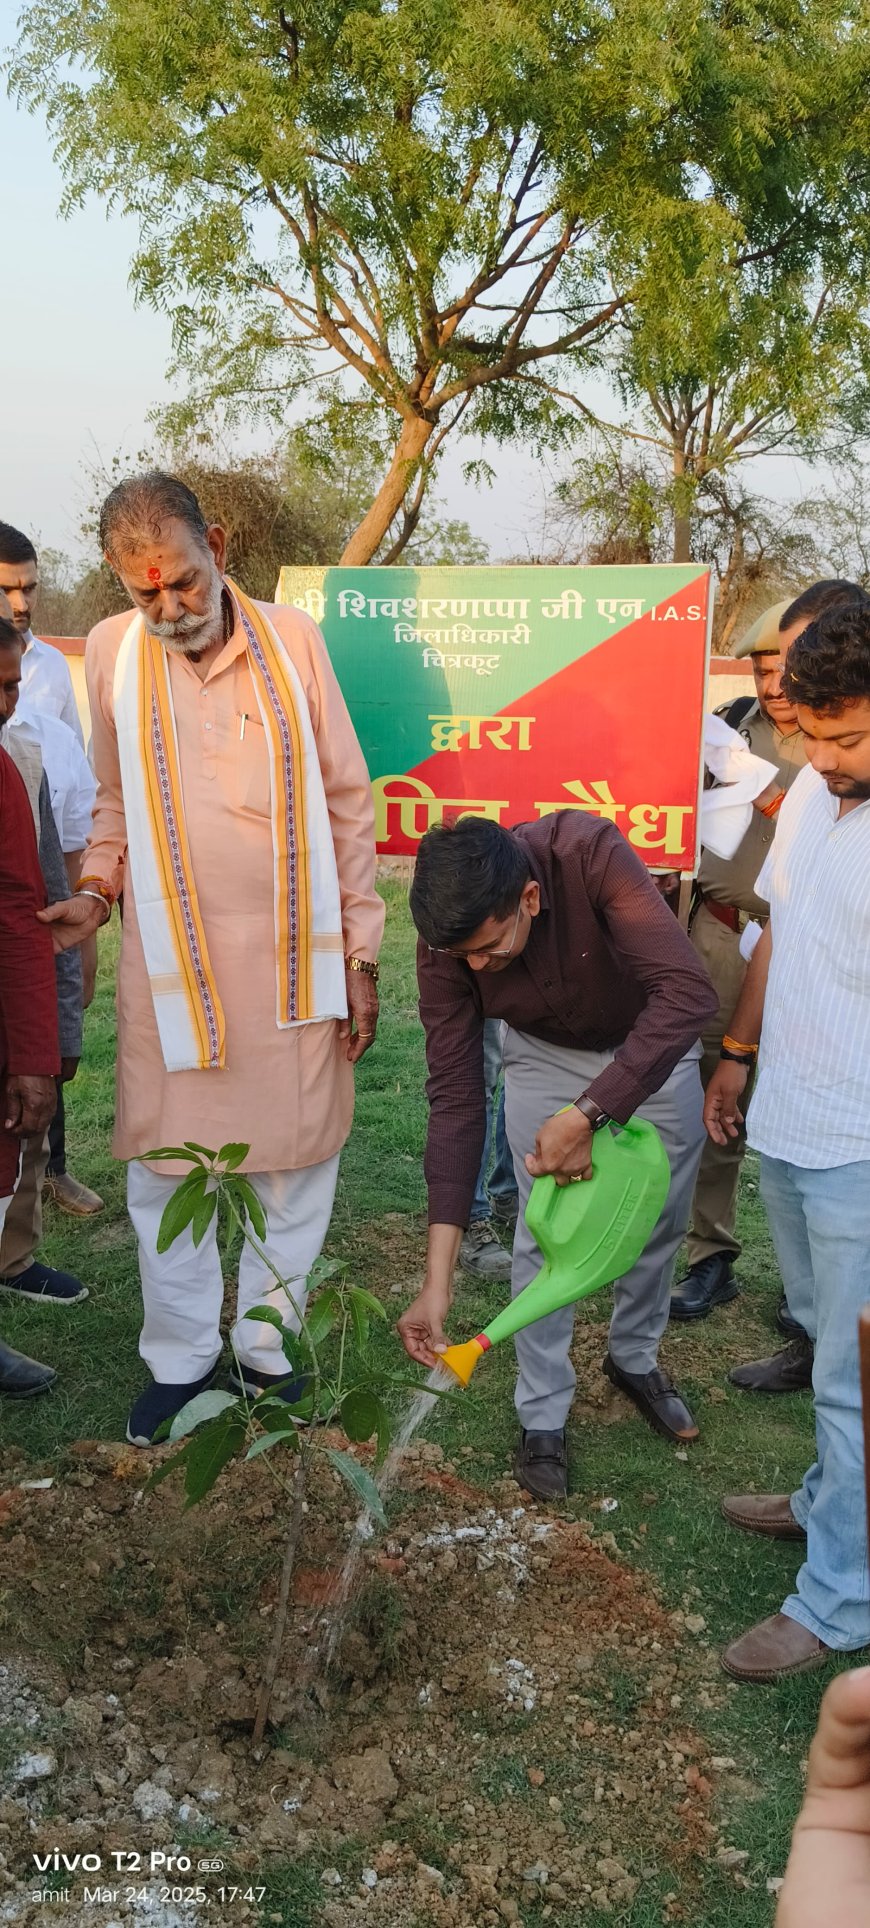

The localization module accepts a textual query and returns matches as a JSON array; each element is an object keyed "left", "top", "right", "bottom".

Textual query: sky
[{"left": 2, "top": 54, "right": 814, "bottom": 573}]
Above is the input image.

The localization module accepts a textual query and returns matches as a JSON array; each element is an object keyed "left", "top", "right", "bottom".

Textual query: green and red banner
[{"left": 276, "top": 564, "right": 712, "bottom": 873}]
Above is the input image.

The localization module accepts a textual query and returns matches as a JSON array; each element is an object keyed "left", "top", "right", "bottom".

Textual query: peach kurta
[{"left": 85, "top": 599, "right": 384, "bottom": 1173}]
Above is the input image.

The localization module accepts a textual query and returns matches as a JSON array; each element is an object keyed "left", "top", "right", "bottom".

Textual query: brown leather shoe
[
  {"left": 721, "top": 1612, "right": 831, "bottom": 1682},
  {"left": 44, "top": 1171, "right": 105, "bottom": 1217},
  {"left": 513, "top": 1429, "right": 568, "bottom": 1502},
  {"left": 721, "top": 1493, "right": 806, "bottom": 1540},
  {"left": 729, "top": 1338, "right": 813, "bottom": 1393},
  {"left": 603, "top": 1355, "right": 699, "bottom": 1442}
]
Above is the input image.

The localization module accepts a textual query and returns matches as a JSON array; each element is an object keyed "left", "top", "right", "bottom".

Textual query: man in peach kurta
[{"left": 42, "top": 472, "right": 384, "bottom": 1444}]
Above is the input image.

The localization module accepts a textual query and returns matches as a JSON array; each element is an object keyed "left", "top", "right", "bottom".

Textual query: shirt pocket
[{"left": 230, "top": 710, "right": 272, "bottom": 819}]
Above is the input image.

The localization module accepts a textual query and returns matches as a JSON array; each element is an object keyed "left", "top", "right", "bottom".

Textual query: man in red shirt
[
  {"left": 399, "top": 812, "right": 717, "bottom": 1498},
  {"left": 0, "top": 613, "right": 62, "bottom": 1394}
]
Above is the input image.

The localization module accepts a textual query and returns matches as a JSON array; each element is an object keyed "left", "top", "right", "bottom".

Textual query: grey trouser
[
  {"left": 685, "top": 902, "right": 750, "bottom": 1265},
  {"left": 502, "top": 1027, "right": 705, "bottom": 1432}
]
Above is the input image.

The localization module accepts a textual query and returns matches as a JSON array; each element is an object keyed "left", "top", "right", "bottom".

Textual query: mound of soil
[{"left": 0, "top": 1435, "right": 726, "bottom": 1926}]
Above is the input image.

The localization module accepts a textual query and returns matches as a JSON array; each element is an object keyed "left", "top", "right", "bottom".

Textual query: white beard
[{"left": 143, "top": 569, "right": 226, "bottom": 656}]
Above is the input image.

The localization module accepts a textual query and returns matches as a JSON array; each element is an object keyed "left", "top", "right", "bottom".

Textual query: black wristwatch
[{"left": 573, "top": 1094, "right": 612, "bottom": 1132}]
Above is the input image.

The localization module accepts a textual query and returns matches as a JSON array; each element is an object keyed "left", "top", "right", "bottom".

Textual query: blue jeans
[
  {"left": 470, "top": 1019, "right": 519, "bottom": 1224},
  {"left": 760, "top": 1153, "right": 870, "bottom": 1650}
]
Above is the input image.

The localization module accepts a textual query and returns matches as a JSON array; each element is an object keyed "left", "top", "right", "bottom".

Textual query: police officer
[{"left": 670, "top": 579, "right": 869, "bottom": 1394}]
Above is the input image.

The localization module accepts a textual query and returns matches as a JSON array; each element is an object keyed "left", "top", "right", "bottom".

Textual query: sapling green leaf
[
  {"left": 348, "top": 1295, "right": 369, "bottom": 1350},
  {"left": 183, "top": 1414, "right": 246, "bottom": 1507},
  {"left": 229, "top": 1176, "right": 268, "bottom": 1241},
  {"left": 245, "top": 1429, "right": 299, "bottom": 1460},
  {"left": 191, "top": 1187, "right": 218, "bottom": 1247},
  {"left": 217, "top": 1142, "right": 248, "bottom": 1171},
  {"left": 341, "top": 1386, "right": 380, "bottom": 1444},
  {"left": 348, "top": 1286, "right": 387, "bottom": 1322},
  {"left": 169, "top": 1388, "right": 240, "bottom": 1442},
  {"left": 328, "top": 1449, "right": 387, "bottom": 1527},
  {"left": 305, "top": 1286, "right": 340, "bottom": 1348},
  {"left": 156, "top": 1171, "right": 208, "bottom": 1252},
  {"left": 243, "top": 1305, "right": 286, "bottom": 1331},
  {"left": 143, "top": 1146, "right": 207, "bottom": 1164}
]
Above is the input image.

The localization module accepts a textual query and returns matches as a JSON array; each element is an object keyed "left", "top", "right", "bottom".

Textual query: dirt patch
[{"left": 0, "top": 1435, "right": 730, "bottom": 1926}]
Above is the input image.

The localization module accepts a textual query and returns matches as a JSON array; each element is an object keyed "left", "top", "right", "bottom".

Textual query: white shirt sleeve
[
  {"left": 58, "top": 676, "right": 85, "bottom": 749},
  {"left": 23, "top": 638, "right": 86, "bottom": 749},
  {"left": 60, "top": 734, "right": 98, "bottom": 853}
]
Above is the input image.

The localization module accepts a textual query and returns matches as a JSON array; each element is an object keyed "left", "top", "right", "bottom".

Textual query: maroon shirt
[
  {"left": 418, "top": 812, "right": 717, "bottom": 1226},
  {"left": 0, "top": 746, "right": 60, "bottom": 1195}
]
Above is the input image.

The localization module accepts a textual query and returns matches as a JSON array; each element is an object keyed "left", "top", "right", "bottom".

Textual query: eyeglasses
[{"left": 432, "top": 899, "right": 524, "bottom": 962}]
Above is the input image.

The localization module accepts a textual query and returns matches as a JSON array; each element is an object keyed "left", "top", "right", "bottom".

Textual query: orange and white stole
[{"left": 113, "top": 579, "right": 346, "bottom": 1071}]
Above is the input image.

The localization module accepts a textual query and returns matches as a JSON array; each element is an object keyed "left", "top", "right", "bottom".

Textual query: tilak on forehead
[{"left": 147, "top": 566, "right": 164, "bottom": 586}]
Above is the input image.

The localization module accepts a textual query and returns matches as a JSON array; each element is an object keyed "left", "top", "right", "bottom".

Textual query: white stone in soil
[
  {"left": 11, "top": 1749, "right": 57, "bottom": 1782},
  {"left": 132, "top": 1778, "right": 176, "bottom": 1822}
]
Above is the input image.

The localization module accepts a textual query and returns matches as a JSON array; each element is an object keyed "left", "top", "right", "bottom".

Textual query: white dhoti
[{"left": 127, "top": 1155, "right": 340, "bottom": 1383}]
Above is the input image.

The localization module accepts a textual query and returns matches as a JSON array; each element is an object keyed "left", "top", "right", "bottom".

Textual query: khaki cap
[{"left": 731, "top": 598, "right": 792, "bottom": 659}]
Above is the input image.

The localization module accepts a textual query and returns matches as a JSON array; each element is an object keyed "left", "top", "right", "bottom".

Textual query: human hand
[
  {"left": 4, "top": 1074, "right": 57, "bottom": 1137},
  {"left": 776, "top": 1665, "right": 870, "bottom": 1928},
  {"left": 526, "top": 1108, "right": 594, "bottom": 1185},
  {"left": 397, "top": 1284, "right": 451, "bottom": 1369},
  {"left": 60, "top": 1057, "right": 79, "bottom": 1084},
  {"left": 339, "top": 966, "right": 378, "bottom": 1064},
  {"left": 37, "top": 895, "right": 106, "bottom": 953},
  {"left": 703, "top": 1062, "right": 749, "bottom": 1145}
]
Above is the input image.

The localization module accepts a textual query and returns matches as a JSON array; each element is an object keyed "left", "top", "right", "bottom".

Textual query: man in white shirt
[
  {"left": 0, "top": 522, "right": 84, "bottom": 746},
  {"left": 704, "top": 601, "right": 870, "bottom": 1682}
]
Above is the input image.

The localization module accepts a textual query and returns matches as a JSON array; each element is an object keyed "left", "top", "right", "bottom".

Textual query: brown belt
[{"left": 702, "top": 898, "right": 741, "bottom": 933}]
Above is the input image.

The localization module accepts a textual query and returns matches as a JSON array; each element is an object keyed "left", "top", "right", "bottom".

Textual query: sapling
[{"left": 143, "top": 1141, "right": 429, "bottom": 1753}]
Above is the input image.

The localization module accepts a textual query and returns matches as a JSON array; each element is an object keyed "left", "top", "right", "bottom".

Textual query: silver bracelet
[{"left": 76, "top": 889, "right": 112, "bottom": 926}]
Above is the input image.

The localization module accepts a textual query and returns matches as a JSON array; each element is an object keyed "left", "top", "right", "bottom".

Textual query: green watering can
[{"left": 439, "top": 1117, "right": 671, "bottom": 1387}]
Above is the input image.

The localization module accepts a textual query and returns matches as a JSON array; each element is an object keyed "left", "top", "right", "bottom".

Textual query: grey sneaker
[
  {"left": 490, "top": 1192, "right": 519, "bottom": 1229},
  {"left": 459, "top": 1218, "right": 512, "bottom": 1281}
]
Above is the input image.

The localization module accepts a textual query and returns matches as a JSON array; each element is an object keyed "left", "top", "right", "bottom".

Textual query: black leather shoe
[
  {"left": 603, "top": 1354, "right": 700, "bottom": 1442},
  {"left": 0, "top": 1337, "right": 56, "bottom": 1398},
  {"left": 669, "top": 1253, "right": 738, "bottom": 1321},
  {"left": 729, "top": 1338, "right": 813, "bottom": 1393},
  {"left": 776, "top": 1295, "right": 809, "bottom": 1341},
  {"left": 513, "top": 1429, "right": 568, "bottom": 1502}
]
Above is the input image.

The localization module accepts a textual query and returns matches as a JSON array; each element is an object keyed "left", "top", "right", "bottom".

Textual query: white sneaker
[{"left": 459, "top": 1218, "right": 512, "bottom": 1281}]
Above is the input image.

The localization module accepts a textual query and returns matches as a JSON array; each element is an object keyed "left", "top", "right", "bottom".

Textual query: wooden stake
[{"left": 860, "top": 1307, "right": 870, "bottom": 1553}]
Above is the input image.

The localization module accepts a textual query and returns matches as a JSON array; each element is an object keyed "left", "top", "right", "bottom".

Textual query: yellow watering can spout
[
  {"left": 439, "top": 1334, "right": 490, "bottom": 1388},
  {"left": 438, "top": 1119, "right": 670, "bottom": 1388}
]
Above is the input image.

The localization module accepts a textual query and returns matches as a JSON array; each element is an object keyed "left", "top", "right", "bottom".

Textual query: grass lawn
[{"left": 0, "top": 882, "right": 837, "bottom": 1925}]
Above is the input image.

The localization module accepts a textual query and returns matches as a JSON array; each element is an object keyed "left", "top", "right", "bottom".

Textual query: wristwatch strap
[{"left": 573, "top": 1093, "right": 612, "bottom": 1131}]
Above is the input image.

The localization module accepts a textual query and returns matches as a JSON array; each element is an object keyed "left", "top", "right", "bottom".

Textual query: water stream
[{"left": 306, "top": 1361, "right": 457, "bottom": 1679}]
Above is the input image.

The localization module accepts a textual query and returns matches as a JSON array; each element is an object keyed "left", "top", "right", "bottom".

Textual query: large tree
[
  {"left": 15, "top": 1, "right": 870, "bottom": 561},
  {"left": 537, "top": 437, "right": 820, "bottom": 649}
]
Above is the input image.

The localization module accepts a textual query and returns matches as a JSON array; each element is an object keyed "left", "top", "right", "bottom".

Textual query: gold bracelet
[{"left": 345, "top": 955, "right": 380, "bottom": 983}]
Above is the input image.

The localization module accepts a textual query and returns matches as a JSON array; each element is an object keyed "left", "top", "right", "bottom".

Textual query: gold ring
[
  {"left": 569, "top": 1174, "right": 585, "bottom": 1183},
  {"left": 358, "top": 1030, "right": 374, "bottom": 1038}
]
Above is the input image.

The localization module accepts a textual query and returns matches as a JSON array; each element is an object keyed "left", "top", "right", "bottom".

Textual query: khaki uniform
[{"left": 686, "top": 703, "right": 806, "bottom": 1266}]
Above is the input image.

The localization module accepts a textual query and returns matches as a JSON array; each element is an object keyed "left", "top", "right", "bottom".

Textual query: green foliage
[
  {"left": 327, "top": 1449, "right": 388, "bottom": 1528},
  {"left": 547, "top": 429, "right": 822, "bottom": 647},
  {"left": 144, "top": 1141, "right": 413, "bottom": 1516},
  {"left": 15, "top": 0, "right": 870, "bottom": 558}
]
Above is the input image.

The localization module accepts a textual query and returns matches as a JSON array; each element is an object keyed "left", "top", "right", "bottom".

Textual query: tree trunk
[
  {"left": 339, "top": 417, "right": 434, "bottom": 565},
  {"left": 671, "top": 440, "right": 692, "bottom": 563},
  {"left": 672, "top": 513, "right": 692, "bottom": 563}
]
